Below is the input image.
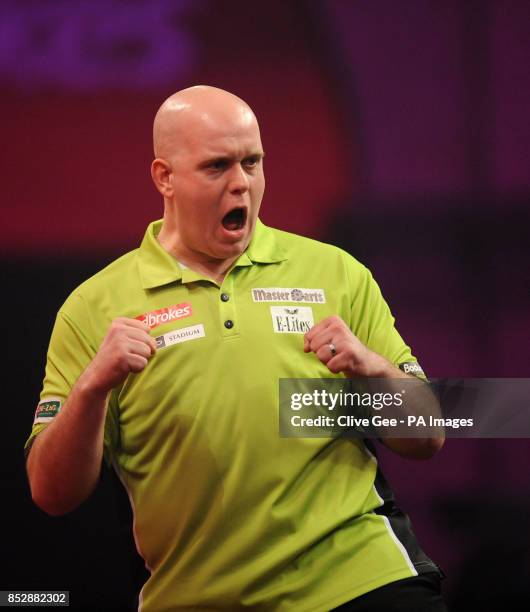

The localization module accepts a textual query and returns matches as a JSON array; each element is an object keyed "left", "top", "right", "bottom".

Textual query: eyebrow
[{"left": 200, "top": 151, "right": 265, "bottom": 167}]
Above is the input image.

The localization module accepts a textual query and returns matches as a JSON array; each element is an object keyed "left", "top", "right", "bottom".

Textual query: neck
[
  {"left": 178, "top": 255, "right": 236, "bottom": 285},
  {"left": 157, "top": 222, "right": 237, "bottom": 285}
]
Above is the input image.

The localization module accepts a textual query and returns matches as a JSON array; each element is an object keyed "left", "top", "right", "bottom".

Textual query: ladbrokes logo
[{"left": 136, "top": 302, "right": 192, "bottom": 330}]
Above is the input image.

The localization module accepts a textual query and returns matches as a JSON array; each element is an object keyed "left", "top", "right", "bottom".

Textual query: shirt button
[
  {"left": 220, "top": 293, "right": 230, "bottom": 302},
  {"left": 224, "top": 320, "right": 234, "bottom": 329}
]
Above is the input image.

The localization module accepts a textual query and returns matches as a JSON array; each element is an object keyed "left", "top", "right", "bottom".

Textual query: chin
[
  {"left": 216, "top": 243, "right": 247, "bottom": 260},
  {"left": 216, "top": 234, "right": 251, "bottom": 257}
]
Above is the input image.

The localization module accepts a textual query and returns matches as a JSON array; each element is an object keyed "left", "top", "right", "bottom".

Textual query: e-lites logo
[
  {"left": 271, "top": 306, "right": 314, "bottom": 333},
  {"left": 136, "top": 303, "right": 192, "bottom": 330}
]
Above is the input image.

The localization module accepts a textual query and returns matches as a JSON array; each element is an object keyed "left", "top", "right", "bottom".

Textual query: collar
[{"left": 138, "top": 218, "right": 287, "bottom": 290}]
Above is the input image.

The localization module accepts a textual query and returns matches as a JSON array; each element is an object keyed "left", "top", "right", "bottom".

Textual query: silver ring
[{"left": 329, "top": 343, "right": 337, "bottom": 356}]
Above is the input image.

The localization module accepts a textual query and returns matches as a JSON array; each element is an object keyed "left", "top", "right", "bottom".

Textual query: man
[{"left": 26, "top": 86, "right": 446, "bottom": 611}]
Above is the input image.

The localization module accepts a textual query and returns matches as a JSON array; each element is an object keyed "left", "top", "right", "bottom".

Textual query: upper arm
[
  {"left": 24, "top": 295, "right": 119, "bottom": 465},
  {"left": 349, "top": 263, "right": 423, "bottom": 372}
]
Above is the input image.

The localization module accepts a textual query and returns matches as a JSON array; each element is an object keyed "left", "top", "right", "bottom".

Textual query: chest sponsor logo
[
  {"left": 34, "top": 397, "right": 62, "bottom": 424},
  {"left": 271, "top": 306, "right": 314, "bottom": 334},
  {"left": 136, "top": 302, "right": 192, "bottom": 330},
  {"left": 155, "top": 324, "right": 205, "bottom": 349},
  {"left": 252, "top": 287, "right": 326, "bottom": 303}
]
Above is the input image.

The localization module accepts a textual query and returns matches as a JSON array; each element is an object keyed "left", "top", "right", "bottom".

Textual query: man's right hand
[
  {"left": 27, "top": 317, "right": 156, "bottom": 515},
  {"left": 82, "top": 318, "right": 157, "bottom": 395}
]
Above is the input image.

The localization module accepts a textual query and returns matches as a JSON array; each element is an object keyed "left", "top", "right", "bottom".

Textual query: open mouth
[{"left": 221, "top": 207, "right": 247, "bottom": 231}]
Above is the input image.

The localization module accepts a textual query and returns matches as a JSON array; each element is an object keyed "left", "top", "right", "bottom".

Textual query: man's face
[{"left": 164, "top": 109, "right": 265, "bottom": 264}]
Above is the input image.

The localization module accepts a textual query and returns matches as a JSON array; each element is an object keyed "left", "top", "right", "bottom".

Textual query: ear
[{"left": 151, "top": 158, "right": 173, "bottom": 197}]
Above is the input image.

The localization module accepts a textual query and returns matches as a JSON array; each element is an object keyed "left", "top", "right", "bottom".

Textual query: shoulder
[
  {"left": 267, "top": 225, "right": 370, "bottom": 280},
  {"left": 59, "top": 248, "right": 141, "bottom": 318},
  {"left": 77, "top": 248, "right": 140, "bottom": 292}
]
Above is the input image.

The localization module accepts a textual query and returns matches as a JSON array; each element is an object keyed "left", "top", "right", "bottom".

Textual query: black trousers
[{"left": 332, "top": 573, "right": 447, "bottom": 612}]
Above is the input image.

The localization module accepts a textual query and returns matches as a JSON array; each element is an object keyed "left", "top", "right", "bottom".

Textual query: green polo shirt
[{"left": 26, "top": 219, "right": 436, "bottom": 611}]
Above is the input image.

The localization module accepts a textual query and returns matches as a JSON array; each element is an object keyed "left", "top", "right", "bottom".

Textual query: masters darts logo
[{"left": 252, "top": 288, "right": 326, "bottom": 303}]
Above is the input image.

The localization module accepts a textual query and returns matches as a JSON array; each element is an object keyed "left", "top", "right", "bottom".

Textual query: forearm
[
  {"left": 304, "top": 316, "right": 444, "bottom": 460},
  {"left": 27, "top": 372, "right": 109, "bottom": 516},
  {"left": 364, "top": 357, "right": 445, "bottom": 460},
  {"left": 28, "top": 317, "right": 155, "bottom": 515}
]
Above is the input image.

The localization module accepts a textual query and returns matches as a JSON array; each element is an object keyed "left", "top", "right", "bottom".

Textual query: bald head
[
  {"left": 151, "top": 84, "right": 265, "bottom": 278},
  {"left": 153, "top": 85, "right": 259, "bottom": 161}
]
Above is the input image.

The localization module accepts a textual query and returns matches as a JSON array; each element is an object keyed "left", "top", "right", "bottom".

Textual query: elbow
[
  {"left": 26, "top": 450, "right": 93, "bottom": 516},
  {"left": 383, "top": 435, "right": 445, "bottom": 460},
  {"left": 408, "top": 435, "right": 445, "bottom": 460},
  {"left": 430, "top": 435, "right": 445, "bottom": 455},
  {"left": 33, "top": 501, "right": 67, "bottom": 517},
  {"left": 30, "top": 484, "right": 78, "bottom": 517},
  {"left": 27, "top": 474, "right": 85, "bottom": 517}
]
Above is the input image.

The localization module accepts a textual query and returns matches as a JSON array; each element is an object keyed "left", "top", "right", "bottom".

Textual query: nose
[{"left": 228, "top": 163, "right": 249, "bottom": 195}]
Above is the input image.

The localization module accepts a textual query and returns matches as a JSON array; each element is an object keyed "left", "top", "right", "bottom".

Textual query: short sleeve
[
  {"left": 348, "top": 262, "right": 426, "bottom": 377},
  {"left": 24, "top": 293, "right": 119, "bottom": 465}
]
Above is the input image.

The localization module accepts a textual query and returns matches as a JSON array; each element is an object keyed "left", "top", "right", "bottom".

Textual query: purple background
[{"left": 2, "top": 1, "right": 529, "bottom": 609}]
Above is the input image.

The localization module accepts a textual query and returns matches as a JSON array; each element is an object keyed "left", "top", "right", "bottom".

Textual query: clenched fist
[
  {"left": 304, "top": 315, "right": 391, "bottom": 378},
  {"left": 82, "top": 317, "right": 157, "bottom": 395}
]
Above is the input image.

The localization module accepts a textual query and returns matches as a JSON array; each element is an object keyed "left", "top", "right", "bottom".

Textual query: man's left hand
[{"left": 304, "top": 315, "right": 391, "bottom": 378}]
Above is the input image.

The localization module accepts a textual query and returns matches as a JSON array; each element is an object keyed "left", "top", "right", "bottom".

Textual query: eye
[
  {"left": 209, "top": 159, "right": 228, "bottom": 171},
  {"left": 243, "top": 156, "right": 260, "bottom": 168}
]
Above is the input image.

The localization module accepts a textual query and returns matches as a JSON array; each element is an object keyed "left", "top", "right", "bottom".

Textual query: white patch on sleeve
[{"left": 34, "top": 397, "right": 62, "bottom": 424}]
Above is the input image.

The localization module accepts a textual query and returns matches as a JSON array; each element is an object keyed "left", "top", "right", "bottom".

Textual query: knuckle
[{"left": 317, "top": 349, "right": 329, "bottom": 361}]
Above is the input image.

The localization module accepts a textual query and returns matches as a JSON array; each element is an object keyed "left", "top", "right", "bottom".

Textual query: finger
[
  {"left": 305, "top": 315, "right": 348, "bottom": 346},
  {"left": 315, "top": 344, "right": 333, "bottom": 365},
  {"left": 304, "top": 325, "right": 332, "bottom": 352},
  {"left": 307, "top": 327, "right": 338, "bottom": 354},
  {"left": 304, "top": 317, "right": 332, "bottom": 343},
  {"left": 128, "top": 354, "right": 149, "bottom": 373},
  {"left": 123, "top": 329, "right": 157, "bottom": 353},
  {"left": 147, "top": 335, "right": 157, "bottom": 354},
  {"left": 128, "top": 339, "right": 154, "bottom": 360},
  {"left": 325, "top": 355, "right": 345, "bottom": 374},
  {"left": 119, "top": 317, "right": 152, "bottom": 332}
]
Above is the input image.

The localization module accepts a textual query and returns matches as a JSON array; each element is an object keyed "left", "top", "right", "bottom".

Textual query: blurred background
[{"left": 2, "top": 0, "right": 529, "bottom": 609}]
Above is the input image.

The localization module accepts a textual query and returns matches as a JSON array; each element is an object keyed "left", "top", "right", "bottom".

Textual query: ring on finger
[{"left": 328, "top": 342, "right": 337, "bottom": 356}]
